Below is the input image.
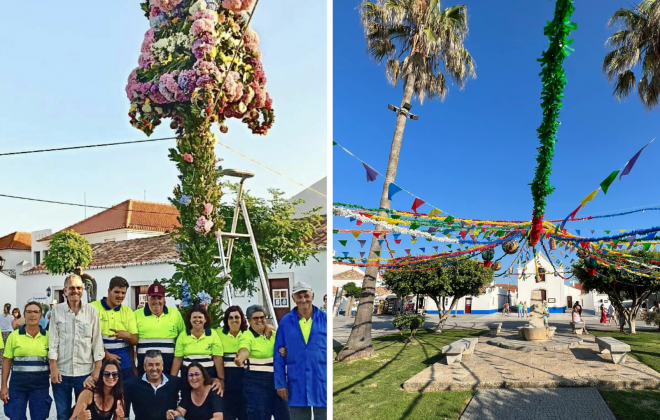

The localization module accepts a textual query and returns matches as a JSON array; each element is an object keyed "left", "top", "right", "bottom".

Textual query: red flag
[
  {"left": 373, "top": 232, "right": 383, "bottom": 238},
  {"left": 404, "top": 249, "right": 411, "bottom": 255},
  {"left": 459, "top": 230, "right": 468, "bottom": 239},
  {"left": 394, "top": 239, "right": 402, "bottom": 244},
  {"left": 411, "top": 198, "right": 425, "bottom": 213}
]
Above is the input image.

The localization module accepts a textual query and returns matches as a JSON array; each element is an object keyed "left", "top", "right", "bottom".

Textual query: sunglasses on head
[
  {"left": 102, "top": 371, "right": 119, "bottom": 379},
  {"left": 188, "top": 371, "right": 202, "bottom": 378}
]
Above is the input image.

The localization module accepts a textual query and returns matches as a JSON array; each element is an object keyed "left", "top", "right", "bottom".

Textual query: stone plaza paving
[
  {"left": 404, "top": 332, "right": 660, "bottom": 392},
  {"left": 460, "top": 388, "right": 616, "bottom": 420}
]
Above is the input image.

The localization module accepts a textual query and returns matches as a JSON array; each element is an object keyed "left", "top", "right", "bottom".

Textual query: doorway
[
  {"left": 567, "top": 296, "right": 573, "bottom": 309},
  {"left": 269, "top": 278, "right": 290, "bottom": 322},
  {"left": 133, "top": 285, "right": 148, "bottom": 310},
  {"left": 465, "top": 298, "right": 472, "bottom": 314},
  {"left": 541, "top": 289, "right": 547, "bottom": 302}
]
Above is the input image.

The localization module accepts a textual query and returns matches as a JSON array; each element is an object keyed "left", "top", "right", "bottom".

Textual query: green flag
[
  {"left": 338, "top": 240, "right": 347, "bottom": 246},
  {"left": 643, "top": 243, "right": 652, "bottom": 251},
  {"left": 600, "top": 170, "right": 620, "bottom": 194},
  {"left": 374, "top": 251, "right": 380, "bottom": 257}
]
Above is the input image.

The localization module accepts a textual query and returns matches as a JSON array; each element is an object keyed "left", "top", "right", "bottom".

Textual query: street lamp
[
  {"left": 46, "top": 287, "right": 52, "bottom": 298},
  {"left": 387, "top": 102, "right": 419, "bottom": 120},
  {"left": 0, "top": 256, "right": 5, "bottom": 271}
]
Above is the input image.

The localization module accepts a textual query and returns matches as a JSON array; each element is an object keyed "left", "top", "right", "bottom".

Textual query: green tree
[
  {"left": 162, "top": 186, "right": 323, "bottom": 325},
  {"left": 44, "top": 231, "right": 98, "bottom": 301},
  {"left": 383, "top": 259, "right": 492, "bottom": 332},
  {"left": 343, "top": 282, "right": 362, "bottom": 318},
  {"left": 603, "top": 0, "right": 660, "bottom": 110},
  {"left": 338, "top": 0, "right": 476, "bottom": 362},
  {"left": 573, "top": 249, "right": 660, "bottom": 334}
]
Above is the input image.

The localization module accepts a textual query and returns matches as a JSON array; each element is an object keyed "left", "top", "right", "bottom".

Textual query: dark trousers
[
  {"left": 243, "top": 373, "right": 289, "bottom": 420},
  {"left": 121, "top": 367, "right": 135, "bottom": 419},
  {"left": 223, "top": 388, "right": 247, "bottom": 420},
  {"left": 3, "top": 387, "right": 52, "bottom": 420},
  {"left": 290, "top": 407, "right": 327, "bottom": 420},
  {"left": 52, "top": 375, "right": 85, "bottom": 420}
]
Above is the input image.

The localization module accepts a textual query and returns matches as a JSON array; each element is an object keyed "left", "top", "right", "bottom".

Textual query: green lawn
[
  {"left": 333, "top": 329, "right": 482, "bottom": 420},
  {"left": 590, "top": 331, "right": 660, "bottom": 420}
]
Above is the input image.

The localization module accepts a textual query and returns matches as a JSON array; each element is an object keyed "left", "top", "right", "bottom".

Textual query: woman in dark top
[
  {"left": 167, "top": 362, "right": 223, "bottom": 420},
  {"left": 70, "top": 359, "right": 124, "bottom": 420}
]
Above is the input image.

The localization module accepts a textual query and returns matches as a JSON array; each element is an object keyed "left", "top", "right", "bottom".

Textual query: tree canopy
[
  {"left": 43, "top": 230, "right": 93, "bottom": 275},
  {"left": 383, "top": 258, "right": 493, "bottom": 331},
  {"left": 573, "top": 249, "right": 660, "bottom": 333},
  {"left": 343, "top": 282, "right": 362, "bottom": 298}
]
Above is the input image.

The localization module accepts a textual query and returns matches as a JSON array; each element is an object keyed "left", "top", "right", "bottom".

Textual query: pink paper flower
[
  {"left": 158, "top": 0, "right": 183, "bottom": 12},
  {"left": 195, "top": 216, "right": 214, "bottom": 234},
  {"left": 182, "top": 153, "right": 194, "bottom": 163},
  {"left": 141, "top": 29, "right": 155, "bottom": 53},
  {"left": 243, "top": 29, "right": 260, "bottom": 54},
  {"left": 202, "top": 203, "right": 213, "bottom": 216},
  {"left": 191, "top": 18, "right": 216, "bottom": 36}
]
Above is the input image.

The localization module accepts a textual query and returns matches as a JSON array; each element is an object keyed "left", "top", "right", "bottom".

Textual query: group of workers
[{"left": 0, "top": 274, "right": 327, "bottom": 420}]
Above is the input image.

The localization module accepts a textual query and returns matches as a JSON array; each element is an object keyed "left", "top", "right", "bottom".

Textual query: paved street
[
  {"left": 332, "top": 311, "right": 657, "bottom": 346},
  {"left": 460, "top": 388, "right": 616, "bottom": 420}
]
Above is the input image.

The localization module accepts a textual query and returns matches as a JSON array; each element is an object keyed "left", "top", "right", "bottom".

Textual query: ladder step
[{"left": 217, "top": 232, "right": 251, "bottom": 239}]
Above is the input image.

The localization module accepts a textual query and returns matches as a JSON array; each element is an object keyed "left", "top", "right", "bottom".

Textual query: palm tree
[
  {"left": 603, "top": 0, "right": 660, "bottom": 110},
  {"left": 336, "top": 0, "right": 476, "bottom": 362}
]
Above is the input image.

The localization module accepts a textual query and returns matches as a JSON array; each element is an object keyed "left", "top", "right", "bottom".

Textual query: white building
[{"left": 0, "top": 231, "right": 32, "bottom": 309}]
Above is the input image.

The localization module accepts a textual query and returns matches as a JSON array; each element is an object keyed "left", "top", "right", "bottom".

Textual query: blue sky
[
  {"left": 333, "top": 1, "right": 660, "bottom": 285},
  {"left": 0, "top": 0, "right": 326, "bottom": 236}
]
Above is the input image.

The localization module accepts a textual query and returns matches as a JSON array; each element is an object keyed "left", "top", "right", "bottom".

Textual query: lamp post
[{"left": 0, "top": 255, "right": 5, "bottom": 271}]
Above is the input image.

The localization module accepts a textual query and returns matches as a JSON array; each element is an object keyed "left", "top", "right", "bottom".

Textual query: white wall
[
  {"left": 516, "top": 254, "right": 568, "bottom": 313},
  {"left": 291, "top": 178, "right": 327, "bottom": 216},
  {"left": 0, "top": 272, "right": 17, "bottom": 309},
  {"left": 18, "top": 263, "right": 178, "bottom": 310},
  {"left": 422, "top": 287, "right": 502, "bottom": 315},
  {"left": 0, "top": 249, "right": 31, "bottom": 273}
]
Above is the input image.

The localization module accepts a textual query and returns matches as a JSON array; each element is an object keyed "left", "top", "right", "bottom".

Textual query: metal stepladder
[{"left": 215, "top": 169, "right": 278, "bottom": 328}]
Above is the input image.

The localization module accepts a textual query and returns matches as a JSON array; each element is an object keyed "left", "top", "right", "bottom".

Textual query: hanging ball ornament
[
  {"left": 584, "top": 257, "right": 598, "bottom": 276},
  {"left": 576, "top": 248, "right": 588, "bottom": 259},
  {"left": 502, "top": 239, "right": 519, "bottom": 255},
  {"left": 481, "top": 249, "right": 495, "bottom": 268},
  {"left": 491, "top": 261, "right": 502, "bottom": 271}
]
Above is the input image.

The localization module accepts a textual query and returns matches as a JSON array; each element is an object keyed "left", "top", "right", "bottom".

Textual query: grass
[
  {"left": 590, "top": 330, "right": 660, "bottom": 420},
  {"left": 333, "top": 329, "right": 482, "bottom": 420}
]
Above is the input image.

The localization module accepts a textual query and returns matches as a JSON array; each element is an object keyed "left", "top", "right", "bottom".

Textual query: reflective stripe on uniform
[
  {"left": 183, "top": 355, "right": 214, "bottom": 368},
  {"left": 223, "top": 353, "right": 239, "bottom": 368},
  {"left": 248, "top": 357, "right": 273, "bottom": 372},
  {"left": 13, "top": 356, "right": 48, "bottom": 372},
  {"left": 137, "top": 338, "right": 175, "bottom": 354},
  {"left": 103, "top": 335, "right": 128, "bottom": 350}
]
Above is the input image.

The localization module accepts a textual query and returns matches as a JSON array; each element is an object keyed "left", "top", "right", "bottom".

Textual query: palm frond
[{"left": 612, "top": 70, "right": 637, "bottom": 100}]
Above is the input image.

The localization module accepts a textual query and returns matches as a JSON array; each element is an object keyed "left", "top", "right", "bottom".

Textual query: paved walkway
[
  {"left": 403, "top": 332, "right": 660, "bottom": 391},
  {"left": 460, "top": 388, "right": 616, "bottom": 420},
  {"left": 333, "top": 312, "right": 657, "bottom": 347}
]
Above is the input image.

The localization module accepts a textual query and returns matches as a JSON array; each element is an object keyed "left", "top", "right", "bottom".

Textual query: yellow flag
[
  {"left": 411, "top": 238, "right": 417, "bottom": 244},
  {"left": 351, "top": 232, "right": 360, "bottom": 240},
  {"left": 429, "top": 208, "right": 442, "bottom": 217},
  {"left": 580, "top": 188, "right": 600, "bottom": 208}
]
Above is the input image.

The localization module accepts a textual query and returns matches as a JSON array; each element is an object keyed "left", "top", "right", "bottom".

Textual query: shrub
[{"left": 392, "top": 314, "right": 424, "bottom": 342}]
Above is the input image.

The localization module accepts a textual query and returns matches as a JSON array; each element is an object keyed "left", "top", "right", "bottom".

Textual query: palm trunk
[{"left": 336, "top": 74, "right": 417, "bottom": 362}]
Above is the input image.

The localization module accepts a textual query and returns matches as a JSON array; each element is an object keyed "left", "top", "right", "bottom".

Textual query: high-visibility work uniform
[
  {"left": 174, "top": 328, "right": 223, "bottom": 378},
  {"left": 217, "top": 329, "right": 246, "bottom": 420},
  {"left": 2, "top": 326, "right": 52, "bottom": 420},
  {"left": 134, "top": 305, "right": 185, "bottom": 375},
  {"left": 239, "top": 329, "right": 289, "bottom": 420},
  {"left": 91, "top": 298, "right": 138, "bottom": 378}
]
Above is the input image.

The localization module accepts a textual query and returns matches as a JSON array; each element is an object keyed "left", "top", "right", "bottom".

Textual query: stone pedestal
[{"left": 523, "top": 289, "right": 548, "bottom": 341}]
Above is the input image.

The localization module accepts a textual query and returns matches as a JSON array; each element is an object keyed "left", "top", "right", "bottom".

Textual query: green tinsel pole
[{"left": 529, "top": 0, "right": 577, "bottom": 246}]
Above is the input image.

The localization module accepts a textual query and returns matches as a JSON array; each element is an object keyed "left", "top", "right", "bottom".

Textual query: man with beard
[
  {"left": 48, "top": 274, "right": 104, "bottom": 420},
  {"left": 274, "top": 281, "right": 327, "bottom": 420}
]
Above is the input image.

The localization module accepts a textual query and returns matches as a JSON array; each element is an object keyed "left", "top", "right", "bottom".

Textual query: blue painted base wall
[{"left": 426, "top": 307, "right": 567, "bottom": 315}]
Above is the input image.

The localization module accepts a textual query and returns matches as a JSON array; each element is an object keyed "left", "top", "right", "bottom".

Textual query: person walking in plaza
[
  {"left": 607, "top": 304, "right": 619, "bottom": 326},
  {"left": 0, "top": 302, "right": 52, "bottom": 420},
  {"left": 91, "top": 277, "right": 139, "bottom": 380},
  {"left": 599, "top": 304, "right": 607, "bottom": 324},
  {"left": 11, "top": 308, "right": 24, "bottom": 330},
  {"left": 0, "top": 303, "right": 14, "bottom": 366},
  {"left": 274, "top": 282, "right": 327, "bottom": 420},
  {"left": 501, "top": 301, "right": 510, "bottom": 315},
  {"left": 517, "top": 301, "right": 523, "bottom": 318},
  {"left": 166, "top": 362, "right": 223, "bottom": 420},
  {"left": 235, "top": 305, "right": 289, "bottom": 420},
  {"left": 171, "top": 304, "right": 225, "bottom": 388},
  {"left": 134, "top": 282, "right": 185, "bottom": 376},
  {"left": 49, "top": 274, "right": 105, "bottom": 420},
  {"left": 542, "top": 301, "right": 550, "bottom": 326},
  {"left": 618, "top": 304, "right": 627, "bottom": 333},
  {"left": 523, "top": 301, "right": 528, "bottom": 318},
  {"left": 69, "top": 359, "right": 125, "bottom": 420},
  {"left": 572, "top": 304, "right": 588, "bottom": 334},
  {"left": 217, "top": 305, "right": 248, "bottom": 420},
  {"left": 124, "top": 350, "right": 182, "bottom": 420}
]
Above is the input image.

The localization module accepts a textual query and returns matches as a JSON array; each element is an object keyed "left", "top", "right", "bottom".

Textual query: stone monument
[{"left": 522, "top": 289, "right": 553, "bottom": 341}]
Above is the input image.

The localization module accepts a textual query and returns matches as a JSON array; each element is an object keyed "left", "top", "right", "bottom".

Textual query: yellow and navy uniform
[
  {"left": 91, "top": 298, "right": 138, "bottom": 373},
  {"left": 3, "top": 326, "right": 50, "bottom": 390},
  {"left": 174, "top": 327, "right": 223, "bottom": 377},
  {"left": 238, "top": 327, "right": 276, "bottom": 374},
  {"left": 134, "top": 305, "right": 185, "bottom": 374},
  {"left": 216, "top": 329, "right": 246, "bottom": 420}
]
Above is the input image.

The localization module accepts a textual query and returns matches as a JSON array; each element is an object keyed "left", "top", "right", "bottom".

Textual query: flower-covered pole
[
  {"left": 529, "top": 0, "right": 576, "bottom": 246},
  {"left": 126, "top": 0, "right": 274, "bottom": 324}
]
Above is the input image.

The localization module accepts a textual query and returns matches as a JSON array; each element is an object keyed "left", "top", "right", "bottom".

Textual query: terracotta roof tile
[
  {"left": 333, "top": 269, "right": 365, "bottom": 280},
  {"left": 494, "top": 283, "right": 518, "bottom": 293},
  {"left": 40, "top": 200, "right": 180, "bottom": 241},
  {"left": 24, "top": 235, "right": 178, "bottom": 275},
  {"left": 375, "top": 287, "right": 393, "bottom": 296},
  {"left": 312, "top": 215, "right": 327, "bottom": 248},
  {"left": 0, "top": 232, "right": 31, "bottom": 251}
]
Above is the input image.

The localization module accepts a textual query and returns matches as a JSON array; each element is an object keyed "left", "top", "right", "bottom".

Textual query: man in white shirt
[
  {"left": 48, "top": 274, "right": 104, "bottom": 420},
  {"left": 607, "top": 304, "right": 619, "bottom": 326}
]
